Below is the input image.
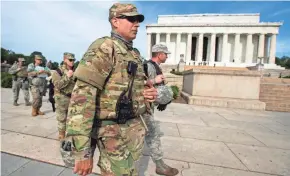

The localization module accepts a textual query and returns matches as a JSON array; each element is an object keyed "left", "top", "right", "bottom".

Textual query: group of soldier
[
  {"left": 9, "top": 2, "right": 180, "bottom": 176},
  {"left": 9, "top": 55, "right": 51, "bottom": 116}
]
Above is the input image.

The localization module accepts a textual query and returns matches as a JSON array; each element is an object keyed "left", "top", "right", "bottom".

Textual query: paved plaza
[{"left": 1, "top": 88, "right": 290, "bottom": 176}]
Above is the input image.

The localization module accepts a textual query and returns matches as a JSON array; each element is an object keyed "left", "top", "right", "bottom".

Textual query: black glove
[
  {"left": 157, "top": 101, "right": 171, "bottom": 111},
  {"left": 157, "top": 104, "right": 167, "bottom": 111}
]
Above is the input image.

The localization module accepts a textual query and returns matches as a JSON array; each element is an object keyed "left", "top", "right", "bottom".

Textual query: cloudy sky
[{"left": 2, "top": 1, "right": 290, "bottom": 63}]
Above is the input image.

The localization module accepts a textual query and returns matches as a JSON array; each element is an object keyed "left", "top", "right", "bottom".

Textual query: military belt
[{"left": 94, "top": 116, "right": 138, "bottom": 127}]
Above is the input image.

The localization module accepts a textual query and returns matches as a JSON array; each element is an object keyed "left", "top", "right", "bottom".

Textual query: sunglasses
[
  {"left": 68, "top": 59, "right": 75, "bottom": 62},
  {"left": 117, "top": 15, "right": 140, "bottom": 23}
]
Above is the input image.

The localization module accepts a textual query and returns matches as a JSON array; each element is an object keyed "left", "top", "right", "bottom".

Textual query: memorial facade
[{"left": 146, "top": 14, "right": 284, "bottom": 69}]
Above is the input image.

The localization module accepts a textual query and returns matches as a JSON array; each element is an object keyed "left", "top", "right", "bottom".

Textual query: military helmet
[{"left": 155, "top": 85, "right": 173, "bottom": 105}]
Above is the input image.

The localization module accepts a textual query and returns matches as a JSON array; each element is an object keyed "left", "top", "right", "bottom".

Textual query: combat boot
[
  {"left": 155, "top": 159, "right": 179, "bottom": 176},
  {"left": 31, "top": 107, "right": 38, "bottom": 116},
  {"left": 37, "top": 108, "right": 45, "bottom": 115},
  {"left": 58, "top": 131, "right": 65, "bottom": 140},
  {"left": 13, "top": 101, "right": 19, "bottom": 106}
]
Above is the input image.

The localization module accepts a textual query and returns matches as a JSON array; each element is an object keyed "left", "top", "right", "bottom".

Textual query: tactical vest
[
  {"left": 98, "top": 38, "right": 146, "bottom": 120},
  {"left": 16, "top": 66, "right": 28, "bottom": 78}
]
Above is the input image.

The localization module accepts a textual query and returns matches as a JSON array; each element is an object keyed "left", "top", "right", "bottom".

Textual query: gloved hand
[
  {"left": 157, "top": 101, "right": 171, "bottom": 111},
  {"left": 157, "top": 104, "right": 167, "bottom": 111}
]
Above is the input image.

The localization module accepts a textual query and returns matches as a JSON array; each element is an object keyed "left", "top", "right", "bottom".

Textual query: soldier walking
[
  {"left": 8, "top": 57, "right": 31, "bottom": 106},
  {"left": 60, "top": 3, "right": 158, "bottom": 176},
  {"left": 143, "top": 43, "right": 179, "bottom": 176},
  {"left": 51, "top": 52, "right": 76, "bottom": 140}
]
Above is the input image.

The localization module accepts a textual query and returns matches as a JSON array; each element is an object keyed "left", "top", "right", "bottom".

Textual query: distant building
[{"left": 146, "top": 13, "right": 284, "bottom": 69}]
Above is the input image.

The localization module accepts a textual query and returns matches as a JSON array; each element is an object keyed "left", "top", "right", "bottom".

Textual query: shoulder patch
[{"left": 99, "top": 38, "right": 114, "bottom": 54}]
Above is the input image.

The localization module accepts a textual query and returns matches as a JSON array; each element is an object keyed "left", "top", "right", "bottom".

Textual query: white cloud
[
  {"left": 1, "top": 1, "right": 149, "bottom": 62},
  {"left": 270, "top": 8, "right": 290, "bottom": 17}
]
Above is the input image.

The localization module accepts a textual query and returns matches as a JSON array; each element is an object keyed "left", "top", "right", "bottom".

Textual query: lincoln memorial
[{"left": 146, "top": 13, "right": 284, "bottom": 69}]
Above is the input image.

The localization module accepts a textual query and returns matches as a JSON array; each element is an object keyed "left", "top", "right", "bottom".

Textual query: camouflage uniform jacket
[
  {"left": 146, "top": 61, "right": 160, "bottom": 109},
  {"left": 27, "top": 63, "right": 51, "bottom": 77},
  {"left": 66, "top": 36, "right": 146, "bottom": 160},
  {"left": 51, "top": 64, "right": 76, "bottom": 96},
  {"left": 8, "top": 63, "right": 28, "bottom": 78}
]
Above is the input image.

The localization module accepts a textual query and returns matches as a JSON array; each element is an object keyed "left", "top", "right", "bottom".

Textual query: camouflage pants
[
  {"left": 97, "top": 118, "right": 146, "bottom": 176},
  {"left": 31, "top": 86, "right": 43, "bottom": 109},
  {"left": 55, "top": 94, "right": 70, "bottom": 132},
  {"left": 143, "top": 113, "right": 163, "bottom": 161},
  {"left": 12, "top": 79, "right": 30, "bottom": 103}
]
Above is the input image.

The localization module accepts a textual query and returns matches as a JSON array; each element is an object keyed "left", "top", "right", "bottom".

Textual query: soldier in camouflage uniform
[
  {"left": 8, "top": 57, "right": 32, "bottom": 106},
  {"left": 27, "top": 55, "right": 51, "bottom": 116},
  {"left": 51, "top": 52, "right": 76, "bottom": 140},
  {"left": 61, "top": 3, "right": 158, "bottom": 176},
  {"left": 143, "top": 43, "right": 178, "bottom": 176}
]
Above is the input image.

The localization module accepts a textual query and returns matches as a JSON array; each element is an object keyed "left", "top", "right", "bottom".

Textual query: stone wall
[
  {"left": 262, "top": 69, "right": 290, "bottom": 78},
  {"left": 259, "top": 77, "right": 290, "bottom": 112},
  {"left": 164, "top": 73, "right": 183, "bottom": 90},
  {"left": 181, "top": 69, "right": 265, "bottom": 110},
  {"left": 160, "top": 64, "right": 177, "bottom": 73}
]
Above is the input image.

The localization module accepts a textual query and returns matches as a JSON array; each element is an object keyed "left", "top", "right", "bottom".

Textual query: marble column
[
  {"left": 166, "top": 33, "right": 170, "bottom": 47},
  {"left": 175, "top": 33, "right": 181, "bottom": 64},
  {"left": 234, "top": 33, "right": 241, "bottom": 64},
  {"left": 186, "top": 33, "right": 192, "bottom": 64},
  {"left": 269, "top": 34, "right": 277, "bottom": 64},
  {"left": 264, "top": 35, "right": 269, "bottom": 63},
  {"left": 206, "top": 36, "right": 211, "bottom": 62},
  {"left": 166, "top": 33, "right": 171, "bottom": 63},
  {"left": 156, "top": 33, "right": 160, "bottom": 44},
  {"left": 196, "top": 33, "right": 204, "bottom": 62},
  {"left": 209, "top": 33, "right": 216, "bottom": 63},
  {"left": 258, "top": 33, "right": 265, "bottom": 63},
  {"left": 246, "top": 33, "right": 253, "bottom": 64},
  {"left": 147, "top": 33, "right": 152, "bottom": 59},
  {"left": 221, "top": 33, "right": 228, "bottom": 63}
]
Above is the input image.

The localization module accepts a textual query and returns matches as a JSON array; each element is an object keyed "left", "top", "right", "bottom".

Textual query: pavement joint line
[
  {"left": 224, "top": 141, "right": 290, "bottom": 151},
  {"left": 56, "top": 167, "right": 67, "bottom": 176},
  {"left": 1, "top": 115, "right": 51, "bottom": 120},
  {"left": 45, "top": 130, "right": 59, "bottom": 138},
  {"left": 1, "top": 114, "right": 24, "bottom": 119},
  {"left": 242, "top": 130, "right": 268, "bottom": 147},
  {"left": 216, "top": 112, "right": 229, "bottom": 120},
  {"left": 1, "top": 129, "right": 59, "bottom": 141},
  {"left": 1, "top": 151, "right": 68, "bottom": 170},
  {"left": 155, "top": 120, "right": 209, "bottom": 127},
  {"left": 199, "top": 116, "right": 210, "bottom": 127},
  {"left": 175, "top": 123, "right": 181, "bottom": 137},
  {"left": 3, "top": 151, "right": 282, "bottom": 176},
  {"left": 223, "top": 142, "right": 250, "bottom": 171},
  {"left": 167, "top": 158, "right": 252, "bottom": 172},
  {"left": 259, "top": 123, "right": 288, "bottom": 135},
  {"left": 6, "top": 156, "right": 32, "bottom": 176},
  {"left": 3, "top": 128, "right": 290, "bottom": 151},
  {"left": 187, "top": 160, "right": 283, "bottom": 176}
]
